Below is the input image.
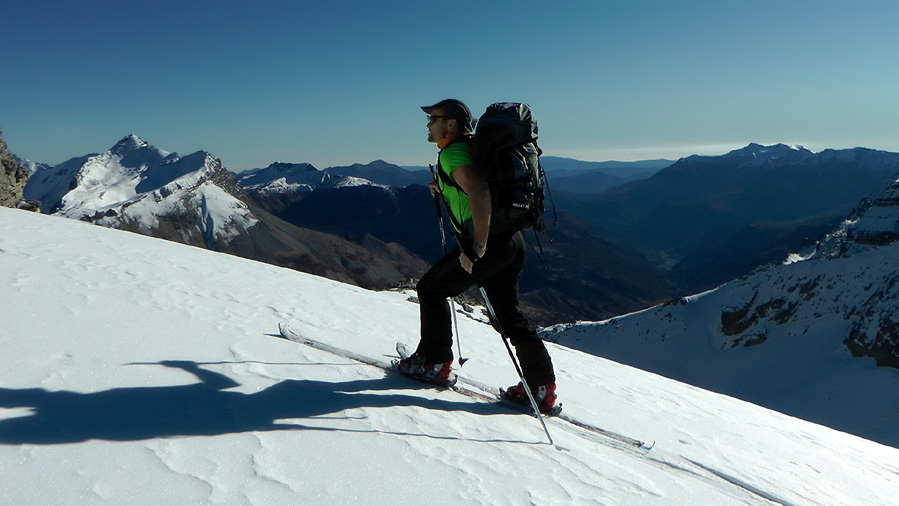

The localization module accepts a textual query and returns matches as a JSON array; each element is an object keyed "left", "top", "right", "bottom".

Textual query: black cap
[{"left": 421, "top": 98, "right": 473, "bottom": 131}]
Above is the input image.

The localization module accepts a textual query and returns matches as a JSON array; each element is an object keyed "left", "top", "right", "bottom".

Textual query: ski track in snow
[{"left": 2, "top": 209, "right": 898, "bottom": 505}]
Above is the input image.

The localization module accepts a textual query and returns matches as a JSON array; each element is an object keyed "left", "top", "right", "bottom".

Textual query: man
[{"left": 398, "top": 98, "right": 557, "bottom": 413}]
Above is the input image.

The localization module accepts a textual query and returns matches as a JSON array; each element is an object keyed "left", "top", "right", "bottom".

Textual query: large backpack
[{"left": 472, "top": 102, "right": 551, "bottom": 235}]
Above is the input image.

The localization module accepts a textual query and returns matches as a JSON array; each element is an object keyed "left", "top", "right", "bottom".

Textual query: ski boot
[
  {"left": 397, "top": 352, "right": 457, "bottom": 388},
  {"left": 501, "top": 381, "right": 560, "bottom": 415}
]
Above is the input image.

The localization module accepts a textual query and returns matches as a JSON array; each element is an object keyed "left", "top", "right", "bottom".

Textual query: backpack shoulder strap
[
  {"left": 436, "top": 135, "right": 473, "bottom": 193},
  {"left": 435, "top": 165, "right": 464, "bottom": 193}
]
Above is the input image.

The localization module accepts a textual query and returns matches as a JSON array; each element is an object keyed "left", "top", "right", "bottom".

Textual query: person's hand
[
  {"left": 459, "top": 243, "right": 485, "bottom": 274},
  {"left": 459, "top": 250, "right": 475, "bottom": 273}
]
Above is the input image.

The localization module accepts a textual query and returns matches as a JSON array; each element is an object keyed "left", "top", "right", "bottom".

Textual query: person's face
[{"left": 426, "top": 109, "right": 454, "bottom": 143}]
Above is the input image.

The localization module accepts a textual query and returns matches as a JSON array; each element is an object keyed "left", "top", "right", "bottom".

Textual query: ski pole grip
[{"left": 429, "top": 164, "right": 444, "bottom": 213}]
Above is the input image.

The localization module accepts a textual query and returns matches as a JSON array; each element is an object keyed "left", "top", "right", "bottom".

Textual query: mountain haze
[
  {"left": 541, "top": 156, "right": 672, "bottom": 194},
  {"left": 540, "top": 156, "right": 674, "bottom": 177}
]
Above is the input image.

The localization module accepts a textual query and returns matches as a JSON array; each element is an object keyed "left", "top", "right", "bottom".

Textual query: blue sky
[{"left": 3, "top": 0, "right": 898, "bottom": 171}]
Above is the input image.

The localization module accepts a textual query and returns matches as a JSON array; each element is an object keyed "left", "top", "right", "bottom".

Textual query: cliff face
[{"left": 0, "top": 128, "right": 33, "bottom": 208}]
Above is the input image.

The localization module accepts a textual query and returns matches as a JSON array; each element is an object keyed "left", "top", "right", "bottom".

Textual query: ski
[
  {"left": 277, "top": 322, "right": 650, "bottom": 450},
  {"left": 277, "top": 323, "right": 525, "bottom": 412}
]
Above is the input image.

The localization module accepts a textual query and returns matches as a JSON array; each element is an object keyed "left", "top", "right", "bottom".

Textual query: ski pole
[
  {"left": 477, "top": 285, "right": 554, "bottom": 446},
  {"left": 429, "top": 165, "right": 468, "bottom": 366}
]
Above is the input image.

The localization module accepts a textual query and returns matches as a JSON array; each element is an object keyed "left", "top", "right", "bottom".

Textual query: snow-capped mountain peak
[
  {"left": 238, "top": 161, "right": 329, "bottom": 191},
  {"left": 719, "top": 142, "right": 814, "bottom": 166},
  {"left": 12, "top": 154, "right": 49, "bottom": 175},
  {"left": 23, "top": 136, "right": 257, "bottom": 249},
  {"left": 110, "top": 133, "right": 149, "bottom": 154}
]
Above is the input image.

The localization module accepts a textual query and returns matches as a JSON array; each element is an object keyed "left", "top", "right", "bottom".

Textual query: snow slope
[{"left": 1, "top": 208, "right": 897, "bottom": 505}]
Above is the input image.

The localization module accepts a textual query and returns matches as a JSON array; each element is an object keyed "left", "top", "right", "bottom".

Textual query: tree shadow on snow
[{"left": 0, "top": 360, "right": 514, "bottom": 445}]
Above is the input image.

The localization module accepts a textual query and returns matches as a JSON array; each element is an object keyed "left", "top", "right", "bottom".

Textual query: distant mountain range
[
  {"left": 325, "top": 160, "right": 432, "bottom": 188},
  {"left": 405, "top": 156, "right": 673, "bottom": 195},
  {"left": 541, "top": 155, "right": 673, "bottom": 176},
  {"left": 543, "top": 170, "right": 899, "bottom": 447},
  {"left": 235, "top": 158, "right": 676, "bottom": 323},
  {"left": 558, "top": 143, "right": 899, "bottom": 291},
  {"left": 18, "top": 136, "right": 899, "bottom": 328}
]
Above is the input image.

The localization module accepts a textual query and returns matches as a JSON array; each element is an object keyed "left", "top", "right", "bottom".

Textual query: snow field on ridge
[{"left": 1, "top": 208, "right": 898, "bottom": 505}]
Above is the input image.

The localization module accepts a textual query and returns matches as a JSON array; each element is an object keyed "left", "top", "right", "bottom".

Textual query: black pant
[{"left": 415, "top": 231, "right": 555, "bottom": 386}]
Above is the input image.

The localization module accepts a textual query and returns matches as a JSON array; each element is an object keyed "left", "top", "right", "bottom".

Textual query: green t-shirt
[{"left": 437, "top": 141, "right": 473, "bottom": 233}]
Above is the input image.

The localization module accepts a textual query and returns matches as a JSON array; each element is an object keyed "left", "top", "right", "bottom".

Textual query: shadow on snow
[{"left": 0, "top": 359, "right": 515, "bottom": 445}]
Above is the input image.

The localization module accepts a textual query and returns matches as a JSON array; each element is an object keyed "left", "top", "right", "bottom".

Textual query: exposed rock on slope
[{"left": 0, "top": 128, "right": 35, "bottom": 209}]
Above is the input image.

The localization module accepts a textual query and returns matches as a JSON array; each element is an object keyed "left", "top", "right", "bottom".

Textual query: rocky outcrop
[{"left": 0, "top": 128, "right": 37, "bottom": 209}]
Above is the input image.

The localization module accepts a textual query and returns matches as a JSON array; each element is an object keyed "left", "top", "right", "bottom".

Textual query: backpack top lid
[
  {"left": 475, "top": 103, "right": 538, "bottom": 145},
  {"left": 472, "top": 103, "right": 540, "bottom": 181}
]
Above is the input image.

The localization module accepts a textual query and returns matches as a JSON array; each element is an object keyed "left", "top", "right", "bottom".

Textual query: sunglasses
[{"left": 427, "top": 115, "right": 451, "bottom": 125}]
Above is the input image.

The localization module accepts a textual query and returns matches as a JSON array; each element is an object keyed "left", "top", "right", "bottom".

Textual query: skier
[{"left": 398, "top": 98, "right": 557, "bottom": 413}]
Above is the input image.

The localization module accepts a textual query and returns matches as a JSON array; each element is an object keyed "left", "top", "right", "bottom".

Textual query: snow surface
[{"left": 2, "top": 208, "right": 898, "bottom": 505}]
